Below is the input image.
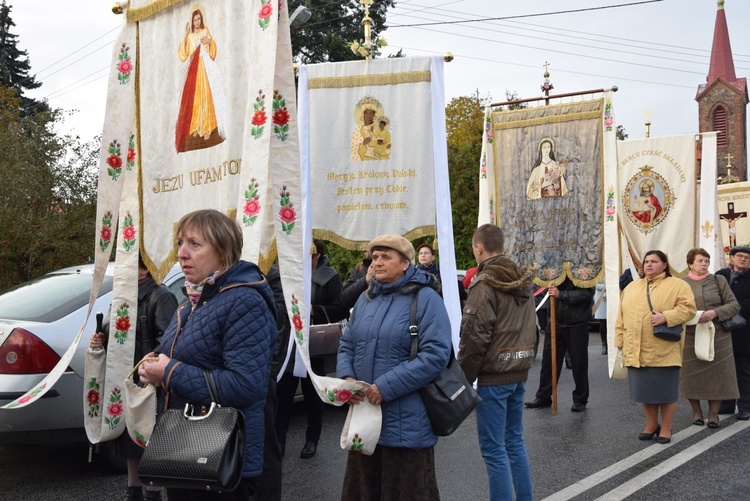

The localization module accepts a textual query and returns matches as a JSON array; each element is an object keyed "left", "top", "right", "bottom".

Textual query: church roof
[
  {"left": 696, "top": 0, "right": 747, "bottom": 99},
  {"left": 706, "top": 0, "right": 745, "bottom": 93}
]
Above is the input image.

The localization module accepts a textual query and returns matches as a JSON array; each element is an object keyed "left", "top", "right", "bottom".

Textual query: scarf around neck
[{"left": 185, "top": 270, "right": 222, "bottom": 305}]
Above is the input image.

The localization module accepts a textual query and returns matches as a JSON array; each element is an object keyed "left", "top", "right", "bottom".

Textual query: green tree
[
  {"left": 289, "top": 0, "right": 395, "bottom": 63},
  {"left": 445, "top": 92, "right": 488, "bottom": 270},
  {"left": 0, "top": 2, "right": 45, "bottom": 116}
]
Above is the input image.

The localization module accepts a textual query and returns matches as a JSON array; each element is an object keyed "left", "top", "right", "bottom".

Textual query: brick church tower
[{"left": 696, "top": 0, "right": 748, "bottom": 180}]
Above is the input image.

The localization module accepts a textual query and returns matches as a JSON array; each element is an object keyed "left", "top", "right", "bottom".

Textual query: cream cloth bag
[
  {"left": 688, "top": 311, "right": 715, "bottom": 362},
  {"left": 123, "top": 358, "right": 157, "bottom": 448}
]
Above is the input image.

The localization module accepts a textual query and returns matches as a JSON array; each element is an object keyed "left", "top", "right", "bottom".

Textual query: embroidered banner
[
  {"left": 617, "top": 134, "right": 698, "bottom": 275},
  {"left": 718, "top": 180, "right": 750, "bottom": 256},
  {"left": 487, "top": 99, "right": 606, "bottom": 287},
  {"left": 302, "top": 57, "right": 437, "bottom": 247}
]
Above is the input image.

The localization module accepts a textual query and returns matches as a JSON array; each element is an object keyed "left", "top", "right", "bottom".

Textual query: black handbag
[
  {"left": 712, "top": 276, "right": 747, "bottom": 330},
  {"left": 138, "top": 370, "right": 245, "bottom": 492},
  {"left": 310, "top": 306, "right": 343, "bottom": 357},
  {"left": 408, "top": 290, "right": 481, "bottom": 437},
  {"left": 646, "top": 286, "right": 682, "bottom": 342}
]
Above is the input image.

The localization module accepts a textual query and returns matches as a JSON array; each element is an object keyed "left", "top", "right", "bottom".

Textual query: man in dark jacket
[
  {"left": 716, "top": 245, "right": 750, "bottom": 420},
  {"left": 525, "top": 277, "right": 594, "bottom": 412},
  {"left": 459, "top": 224, "right": 535, "bottom": 501}
]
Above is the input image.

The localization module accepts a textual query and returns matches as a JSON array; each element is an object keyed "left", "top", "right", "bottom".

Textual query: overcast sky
[{"left": 11, "top": 0, "right": 750, "bottom": 143}]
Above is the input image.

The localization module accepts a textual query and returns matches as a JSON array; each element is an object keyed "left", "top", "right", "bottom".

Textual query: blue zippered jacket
[
  {"left": 337, "top": 266, "right": 451, "bottom": 449},
  {"left": 158, "top": 261, "right": 277, "bottom": 478}
]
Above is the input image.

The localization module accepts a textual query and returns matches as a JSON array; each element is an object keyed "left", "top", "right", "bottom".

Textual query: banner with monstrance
[
  {"left": 2, "top": 0, "right": 318, "bottom": 447},
  {"left": 479, "top": 98, "right": 613, "bottom": 287}
]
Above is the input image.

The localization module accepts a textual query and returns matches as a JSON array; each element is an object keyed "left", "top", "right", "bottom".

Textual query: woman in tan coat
[
  {"left": 681, "top": 248, "right": 740, "bottom": 428},
  {"left": 615, "top": 250, "right": 696, "bottom": 444}
]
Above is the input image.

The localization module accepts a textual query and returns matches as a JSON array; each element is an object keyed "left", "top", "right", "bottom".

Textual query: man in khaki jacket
[{"left": 459, "top": 224, "right": 536, "bottom": 501}]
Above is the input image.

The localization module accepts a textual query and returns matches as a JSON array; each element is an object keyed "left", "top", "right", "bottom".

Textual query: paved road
[{"left": 3, "top": 330, "right": 750, "bottom": 500}]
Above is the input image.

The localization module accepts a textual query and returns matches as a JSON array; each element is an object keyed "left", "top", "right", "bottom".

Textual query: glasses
[{"left": 735, "top": 254, "right": 750, "bottom": 260}]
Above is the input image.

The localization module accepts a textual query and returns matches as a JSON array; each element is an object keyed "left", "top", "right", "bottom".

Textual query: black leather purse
[
  {"left": 138, "top": 370, "right": 245, "bottom": 492},
  {"left": 408, "top": 289, "right": 481, "bottom": 436},
  {"left": 646, "top": 286, "right": 682, "bottom": 342},
  {"left": 712, "top": 276, "right": 747, "bottom": 330}
]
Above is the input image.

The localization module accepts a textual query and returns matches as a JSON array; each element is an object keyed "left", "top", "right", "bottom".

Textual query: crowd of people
[{"left": 89, "top": 213, "right": 750, "bottom": 500}]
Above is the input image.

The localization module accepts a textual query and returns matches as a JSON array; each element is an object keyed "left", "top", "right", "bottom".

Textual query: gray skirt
[{"left": 628, "top": 366, "right": 681, "bottom": 404}]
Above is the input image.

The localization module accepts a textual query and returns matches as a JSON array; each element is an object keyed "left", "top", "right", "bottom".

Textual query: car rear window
[{"left": 0, "top": 272, "right": 114, "bottom": 322}]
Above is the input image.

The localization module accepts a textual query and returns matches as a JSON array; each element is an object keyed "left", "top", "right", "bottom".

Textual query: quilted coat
[
  {"left": 158, "top": 261, "right": 278, "bottom": 479},
  {"left": 337, "top": 267, "right": 451, "bottom": 450},
  {"left": 615, "top": 273, "right": 696, "bottom": 368}
]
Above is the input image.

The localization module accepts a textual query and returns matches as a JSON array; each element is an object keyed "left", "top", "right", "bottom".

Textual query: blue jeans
[{"left": 476, "top": 383, "right": 533, "bottom": 501}]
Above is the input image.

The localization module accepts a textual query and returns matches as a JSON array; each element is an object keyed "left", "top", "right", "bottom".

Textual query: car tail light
[{"left": 0, "top": 328, "right": 70, "bottom": 374}]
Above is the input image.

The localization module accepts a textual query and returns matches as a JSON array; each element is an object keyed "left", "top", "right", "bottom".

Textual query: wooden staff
[{"left": 550, "top": 296, "right": 557, "bottom": 414}]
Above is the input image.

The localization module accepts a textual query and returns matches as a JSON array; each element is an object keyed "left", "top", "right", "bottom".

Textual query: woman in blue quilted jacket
[
  {"left": 337, "top": 234, "right": 452, "bottom": 500},
  {"left": 139, "top": 209, "right": 277, "bottom": 500}
]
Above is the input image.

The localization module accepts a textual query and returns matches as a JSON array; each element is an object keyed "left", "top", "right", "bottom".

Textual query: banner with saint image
[{"left": 487, "top": 99, "right": 607, "bottom": 287}]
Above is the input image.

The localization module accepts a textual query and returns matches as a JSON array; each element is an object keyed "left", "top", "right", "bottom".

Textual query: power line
[{"left": 388, "top": 1, "right": 665, "bottom": 28}]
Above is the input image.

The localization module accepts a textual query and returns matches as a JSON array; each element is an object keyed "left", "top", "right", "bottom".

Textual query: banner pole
[{"left": 550, "top": 296, "right": 557, "bottom": 414}]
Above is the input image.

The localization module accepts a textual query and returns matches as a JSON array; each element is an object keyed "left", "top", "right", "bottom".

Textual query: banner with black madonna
[{"left": 487, "top": 98, "right": 607, "bottom": 287}]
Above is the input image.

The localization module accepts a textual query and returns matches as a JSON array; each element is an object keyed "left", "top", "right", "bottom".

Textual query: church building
[{"left": 696, "top": 0, "right": 748, "bottom": 180}]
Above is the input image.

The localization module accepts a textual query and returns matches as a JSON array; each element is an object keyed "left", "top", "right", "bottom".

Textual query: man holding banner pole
[{"left": 525, "top": 279, "right": 594, "bottom": 412}]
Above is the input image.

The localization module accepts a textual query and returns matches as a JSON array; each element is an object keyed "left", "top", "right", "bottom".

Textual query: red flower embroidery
[
  {"left": 259, "top": 3, "right": 273, "bottom": 18},
  {"left": 244, "top": 199, "right": 260, "bottom": 216},
  {"left": 292, "top": 314, "right": 303, "bottom": 331},
  {"left": 279, "top": 205, "right": 296, "bottom": 223},
  {"left": 336, "top": 389, "right": 353, "bottom": 402},
  {"left": 118, "top": 60, "right": 133, "bottom": 74},
  {"left": 107, "top": 154, "right": 122, "bottom": 168},
  {"left": 87, "top": 390, "right": 99, "bottom": 405},
  {"left": 127, "top": 148, "right": 136, "bottom": 163},
  {"left": 273, "top": 108, "right": 289, "bottom": 126},
  {"left": 122, "top": 226, "right": 136, "bottom": 240},
  {"left": 115, "top": 317, "right": 131, "bottom": 332},
  {"left": 101, "top": 227, "right": 112, "bottom": 242},
  {"left": 252, "top": 110, "right": 267, "bottom": 126},
  {"left": 108, "top": 402, "right": 123, "bottom": 416},
  {"left": 17, "top": 394, "right": 33, "bottom": 405}
]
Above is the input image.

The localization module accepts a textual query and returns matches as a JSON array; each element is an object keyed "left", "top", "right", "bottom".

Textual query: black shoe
[
  {"left": 656, "top": 435, "right": 671, "bottom": 444},
  {"left": 737, "top": 411, "right": 750, "bottom": 421},
  {"left": 126, "top": 487, "right": 144, "bottom": 501},
  {"left": 524, "top": 398, "right": 551, "bottom": 409},
  {"left": 571, "top": 402, "right": 586, "bottom": 412},
  {"left": 300, "top": 440, "right": 318, "bottom": 459},
  {"left": 144, "top": 490, "right": 162, "bottom": 501},
  {"left": 638, "top": 425, "right": 660, "bottom": 441},
  {"left": 601, "top": 345, "right": 608, "bottom": 355}
]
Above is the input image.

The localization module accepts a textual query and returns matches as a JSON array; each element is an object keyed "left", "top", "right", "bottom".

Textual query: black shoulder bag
[
  {"left": 408, "top": 289, "right": 481, "bottom": 436},
  {"left": 713, "top": 275, "right": 746, "bottom": 330},
  {"left": 646, "top": 285, "right": 682, "bottom": 342}
]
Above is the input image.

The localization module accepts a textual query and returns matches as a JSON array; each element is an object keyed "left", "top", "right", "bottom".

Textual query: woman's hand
[
  {"left": 89, "top": 332, "right": 104, "bottom": 350},
  {"left": 138, "top": 353, "right": 171, "bottom": 386},
  {"left": 699, "top": 310, "right": 718, "bottom": 323},
  {"left": 365, "top": 383, "right": 383, "bottom": 405},
  {"left": 343, "top": 377, "right": 366, "bottom": 406},
  {"left": 650, "top": 311, "right": 667, "bottom": 326},
  {"left": 365, "top": 263, "right": 375, "bottom": 285}
]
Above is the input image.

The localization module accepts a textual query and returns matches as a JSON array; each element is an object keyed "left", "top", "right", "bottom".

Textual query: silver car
[{"left": 0, "top": 263, "right": 185, "bottom": 444}]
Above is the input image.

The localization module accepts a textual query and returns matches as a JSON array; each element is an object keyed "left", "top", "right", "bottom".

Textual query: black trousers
[
  {"left": 254, "top": 377, "right": 282, "bottom": 501},
  {"left": 723, "top": 352, "right": 750, "bottom": 413},
  {"left": 274, "top": 357, "right": 324, "bottom": 445},
  {"left": 535, "top": 323, "right": 590, "bottom": 405}
]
